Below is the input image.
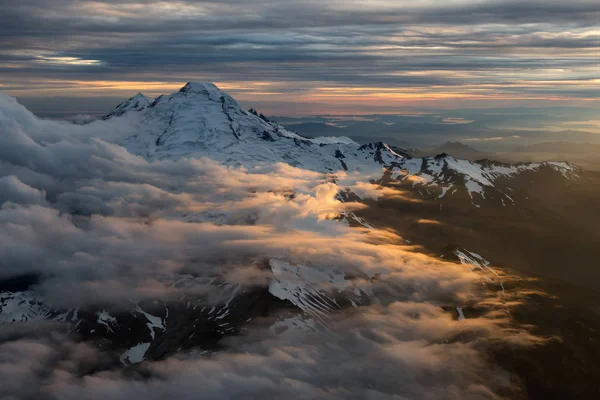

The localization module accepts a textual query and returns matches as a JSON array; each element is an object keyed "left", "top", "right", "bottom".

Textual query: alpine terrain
[{"left": 1, "top": 83, "right": 600, "bottom": 399}]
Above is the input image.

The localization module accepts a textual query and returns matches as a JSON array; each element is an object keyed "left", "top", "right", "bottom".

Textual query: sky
[{"left": 0, "top": 0, "right": 599, "bottom": 116}]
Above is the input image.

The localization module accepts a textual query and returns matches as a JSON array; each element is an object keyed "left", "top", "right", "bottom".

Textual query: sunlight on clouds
[
  {"left": 70, "top": 80, "right": 180, "bottom": 91},
  {"left": 35, "top": 56, "right": 103, "bottom": 66},
  {"left": 464, "top": 136, "right": 521, "bottom": 142},
  {"left": 0, "top": 0, "right": 597, "bottom": 114},
  {"left": 77, "top": 1, "right": 227, "bottom": 20},
  {"left": 417, "top": 219, "right": 442, "bottom": 225}
]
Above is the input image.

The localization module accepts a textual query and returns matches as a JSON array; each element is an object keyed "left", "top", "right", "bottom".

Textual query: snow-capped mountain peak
[
  {"left": 102, "top": 93, "right": 153, "bottom": 120},
  {"left": 112, "top": 82, "right": 401, "bottom": 173},
  {"left": 178, "top": 82, "right": 222, "bottom": 96}
]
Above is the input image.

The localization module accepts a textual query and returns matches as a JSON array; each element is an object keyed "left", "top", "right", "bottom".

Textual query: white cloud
[{"left": 0, "top": 94, "right": 542, "bottom": 399}]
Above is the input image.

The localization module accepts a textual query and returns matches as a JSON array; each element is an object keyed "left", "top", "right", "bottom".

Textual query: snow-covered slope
[
  {"left": 0, "top": 291, "right": 55, "bottom": 323},
  {"left": 268, "top": 259, "right": 374, "bottom": 323},
  {"left": 393, "top": 154, "right": 580, "bottom": 206},
  {"left": 110, "top": 83, "right": 407, "bottom": 175},
  {"left": 102, "top": 93, "right": 153, "bottom": 120}
]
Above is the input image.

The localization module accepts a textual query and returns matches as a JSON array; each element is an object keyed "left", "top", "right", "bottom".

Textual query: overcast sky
[{"left": 0, "top": 0, "right": 599, "bottom": 115}]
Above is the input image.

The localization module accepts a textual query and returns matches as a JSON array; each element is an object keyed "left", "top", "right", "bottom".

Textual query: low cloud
[
  {"left": 0, "top": 94, "right": 543, "bottom": 399},
  {"left": 417, "top": 218, "right": 442, "bottom": 225},
  {"left": 0, "top": 301, "right": 540, "bottom": 400},
  {"left": 349, "top": 181, "right": 421, "bottom": 202},
  {"left": 464, "top": 135, "right": 521, "bottom": 142}
]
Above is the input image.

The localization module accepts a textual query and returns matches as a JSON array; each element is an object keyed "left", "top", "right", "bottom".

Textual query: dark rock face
[{"left": 0, "top": 284, "right": 296, "bottom": 366}]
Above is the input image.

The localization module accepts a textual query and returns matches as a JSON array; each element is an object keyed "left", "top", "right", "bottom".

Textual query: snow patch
[
  {"left": 120, "top": 342, "right": 151, "bottom": 365},
  {"left": 135, "top": 306, "right": 165, "bottom": 340},
  {"left": 96, "top": 310, "right": 118, "bottom": 332}
]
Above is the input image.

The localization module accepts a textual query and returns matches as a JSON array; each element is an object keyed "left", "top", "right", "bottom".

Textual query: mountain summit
[{"left": 102, "top": 93, "right": 153, "bottom": 120}]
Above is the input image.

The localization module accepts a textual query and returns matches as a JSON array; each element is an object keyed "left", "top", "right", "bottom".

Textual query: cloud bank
[
  {"left": 1, "top": 0, "right": 599, "bottom": 114},
  {"left": 0, "top": 94, "right": 542, "bottom": 399}
]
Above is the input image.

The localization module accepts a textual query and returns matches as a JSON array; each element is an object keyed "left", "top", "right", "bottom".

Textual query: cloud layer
[
  {"left": 0, "top": 94, "right": 542, "bottom": 399},
  {"left": 1, "top": 0, "right": 599, "bottom": 114}
]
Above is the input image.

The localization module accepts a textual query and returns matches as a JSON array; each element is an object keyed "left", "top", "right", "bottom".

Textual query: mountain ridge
[
  {"left": 103, "top": 82, "right": 581, "bottom": 206},
  {"left": 0, "top": 84, "right": 593, "bottom": 391}
]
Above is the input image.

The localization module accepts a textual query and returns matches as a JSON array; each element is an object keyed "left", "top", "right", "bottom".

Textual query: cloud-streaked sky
[{"left": 1, "top": 0, "right": 599, "bottom": 115}]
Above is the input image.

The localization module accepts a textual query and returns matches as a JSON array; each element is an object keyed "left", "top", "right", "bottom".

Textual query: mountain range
[{"left": 2, "top": 83, "right": 600, "bottom": 399}]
